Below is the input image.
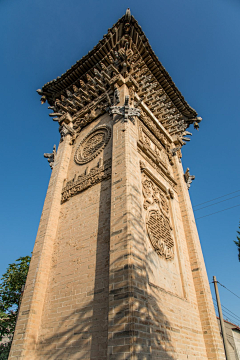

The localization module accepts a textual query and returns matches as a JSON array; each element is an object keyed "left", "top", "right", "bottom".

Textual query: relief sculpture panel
[
  {"left": 74, "top": 125, "right": 111, "bottom": 165},
  {"left": 142, "top": 174, "right": 174, "bottom": 260},
  {"left": 137, "top": 121, "right": 177, "bottom": 189}
]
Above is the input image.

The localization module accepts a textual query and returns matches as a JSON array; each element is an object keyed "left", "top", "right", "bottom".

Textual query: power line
[
  {"left": 196, "top": 204, "right": 240, "bottom": 220},
  {"left": 193, "top": 190, "right": 240, "bottom": 208},
  {"left": 213, "top": 302, "right": 240, "bottom": 325},
  {"left": 218, "top": 282, "right": 240, "bottom": 300},
  {"left": 194, "top": 194, "right": 240, "bottom": 212},
  {"left": 213, "top": 299, "right": 240, "bottom": 323}
]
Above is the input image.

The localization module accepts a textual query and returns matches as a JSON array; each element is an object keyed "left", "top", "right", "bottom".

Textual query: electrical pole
[{"left": 213, "top": 276, "right": 231, "bottom": 360}]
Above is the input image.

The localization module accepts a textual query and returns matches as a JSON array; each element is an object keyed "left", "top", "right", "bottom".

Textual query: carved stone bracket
[
  {"left": 61, "top": 158, "right": 111, "bottom": 203},
  {"left": 44, "top": 145, "right": 56, "bottom": 169},
  {"left": 184, "top": 168, "right": 195, "bottom": 190},
  {"left": 59, "top": 122, "right": 76, "bottom": 144},
  {"left": 109, "top": 95, "right": 140, "bottom": 123}
]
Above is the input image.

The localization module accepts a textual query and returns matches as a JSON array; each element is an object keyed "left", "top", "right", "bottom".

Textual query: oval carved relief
[
  {"left": 146, "top": 209, "right": 174, "bottom": 260},
  {"left": 74, "top": 125, "right": 111, "bottom": 165},
  {"left": 142, "top": 177, "right": 174, "bottom": 261}
]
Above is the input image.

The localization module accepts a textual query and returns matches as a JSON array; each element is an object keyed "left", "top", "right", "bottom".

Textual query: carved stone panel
[
  {"left": 74, "top": 125, "right": 111, "bottom": 165},
  {"left": 142, "top": 174, "right": 174, "bottom": 260},
  {"left": 61, "top": 158, "right": 111, "bottom": 203},
  {"left": 138, "top": 122, "right": 177, "bottom": 189}
]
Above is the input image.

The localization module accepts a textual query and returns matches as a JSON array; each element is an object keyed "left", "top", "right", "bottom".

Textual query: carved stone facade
[{"left": 10, "top": 9, "right": 225, "bottom": 360}]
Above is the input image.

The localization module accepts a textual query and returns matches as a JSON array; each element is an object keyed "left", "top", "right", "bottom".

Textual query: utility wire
[
  {"left": 196, "top": 204, "right": 240, "bottom": 219},
  {"left": 218, "top": 282, "right": 240, "bottom": 300},
  {"left": 194, "top": 194, "right": 240, "bottom": 212},
  {"left": 213, "top": 299, "right": 240, "bottom": 323},
  {"left": 193, "top": 190, "right": 240, "bottom": 208},
  {"left": 213, "top": 302, "right": 240, "bottom": 325}
]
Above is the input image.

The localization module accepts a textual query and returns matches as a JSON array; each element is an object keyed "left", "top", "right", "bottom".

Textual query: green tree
[
  {"left": 234, "top": 222, "right": 240, "bottom": 262},
  {"left": 0, "top": 256, "right": 31, "bottom": 359}
]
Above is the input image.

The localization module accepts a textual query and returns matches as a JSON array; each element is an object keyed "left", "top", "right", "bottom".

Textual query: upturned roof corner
[{"left": 37, "top": 9, "right": 202, "bottom": 143}]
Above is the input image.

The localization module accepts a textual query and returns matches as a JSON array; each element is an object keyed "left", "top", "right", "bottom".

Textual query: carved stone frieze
[
  {"left": 72, "top": 94, "right": 111, "bottom": 134},
  {"left": 139, "top": 148, "right": 177, "bottom": 190},
  {"left": 74, "top": 125, "right": 111, "bottom": 165},
  {"left": 139, "top": 111, "right": 174, "bottom": 165},
  {"left": 138, "top": 123, "right": 169, "bottom": 168},
  {"left": 61, "top": 158, "right": 111, "bottom": 203},
  {"left": 142, "top": 173, "right": 174, "bottom": 260}
]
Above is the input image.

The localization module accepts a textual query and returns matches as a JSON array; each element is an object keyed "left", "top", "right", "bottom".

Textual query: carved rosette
[
  {"left": 142, "top": 175, "right": 174, "bottom": 260},
  {"left": 74, "top": 125, "right": 111, "bottom": 165}
]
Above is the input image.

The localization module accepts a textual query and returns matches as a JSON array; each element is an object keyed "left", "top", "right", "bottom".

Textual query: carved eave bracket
[
  {"left": 44, "top": 145, "right": 56, "bottom": 169},
  {"left": 37, "top": 9, "right": 202, "bottom": 147},
  {"left": 109, "top": 95, "right": 140, "bottom": 123},
  {"left": 184, "top": 167, "right": 195, "bottom": 190}
]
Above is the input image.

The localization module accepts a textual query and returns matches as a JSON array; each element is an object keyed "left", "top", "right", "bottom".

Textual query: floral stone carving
[
  {"left": 74, "top": 125, "right": 111, "bottom": 165},
  {"left": 62, "top": 158, "right": 111, "bottom": 203},
  {"left": 142, "top": 175, "right": 174, "bottom": 260}
]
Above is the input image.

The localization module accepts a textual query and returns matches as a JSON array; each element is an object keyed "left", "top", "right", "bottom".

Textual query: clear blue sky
[{"left": 1, "top": 0, "right": 239, "bottom": 323}]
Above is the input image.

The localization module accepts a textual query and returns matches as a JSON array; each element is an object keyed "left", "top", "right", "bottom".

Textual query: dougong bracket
[{"left": 109, "top": 95, "right": 140, "bottom": 123}]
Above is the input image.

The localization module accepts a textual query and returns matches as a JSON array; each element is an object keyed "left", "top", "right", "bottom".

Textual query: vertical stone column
[
  {"left": 173, "top": 157, "right": 225, "bottom": 360},
  {"left": 9, "top": 134, "right": 72, "bottom": 360},
  {"left": 108, "top": 83, "right": 151, "bottom": 359}
]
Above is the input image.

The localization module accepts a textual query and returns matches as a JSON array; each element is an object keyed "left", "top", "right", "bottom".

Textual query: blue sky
[{"left": 1, "top": 0, "right": 240, "bottom": 323}]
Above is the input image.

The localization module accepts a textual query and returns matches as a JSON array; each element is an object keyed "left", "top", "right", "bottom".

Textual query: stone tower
[{"left": 9, "top": 9, "right": 225, "bottom": 360}]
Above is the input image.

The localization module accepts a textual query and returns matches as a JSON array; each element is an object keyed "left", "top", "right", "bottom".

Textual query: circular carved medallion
[
  {"left": 74, "top": 125, "right": 111, "bottom": 165},
  {"left": 146, "top": 209, "right": 174, "bottom": 260}
]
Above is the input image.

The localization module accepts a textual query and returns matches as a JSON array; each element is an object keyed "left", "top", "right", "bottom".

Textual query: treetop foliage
[{"left": 0, "top": 256, "right": 31, "bottom": 359}]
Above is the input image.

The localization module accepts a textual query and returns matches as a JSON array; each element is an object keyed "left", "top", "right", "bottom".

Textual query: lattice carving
[
  {"left": 142, "top": 174, "right": 174, "bottom": 260},
  {"left": 74, "top": 125, "right": 111, "bottom": 165},
  {"left": 61, "top": 158, "right": 111, "bottom": 203}
]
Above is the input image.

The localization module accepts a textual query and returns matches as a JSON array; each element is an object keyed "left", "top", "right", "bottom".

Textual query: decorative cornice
[{"left": 37, "top": 9, "right": 201, "bottom": 142}]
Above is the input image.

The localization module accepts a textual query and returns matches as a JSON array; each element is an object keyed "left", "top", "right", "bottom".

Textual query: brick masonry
[{"left": 9, "top": 83, "right": 225, "bottom": 360}]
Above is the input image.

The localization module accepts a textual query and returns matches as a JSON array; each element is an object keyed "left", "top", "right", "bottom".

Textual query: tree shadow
[{"left": 35, "top": 123, "right": 176, "bottom": 359}]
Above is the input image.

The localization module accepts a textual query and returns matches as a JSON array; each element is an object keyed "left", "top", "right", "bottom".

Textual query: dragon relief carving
[{"left": 142, "top": 174, "right": 174, "bottom": 260}]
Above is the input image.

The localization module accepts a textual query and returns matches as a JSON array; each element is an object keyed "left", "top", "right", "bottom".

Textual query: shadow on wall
[{"left": 36, "top": 136, "right": 176, "bottom": 360}]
